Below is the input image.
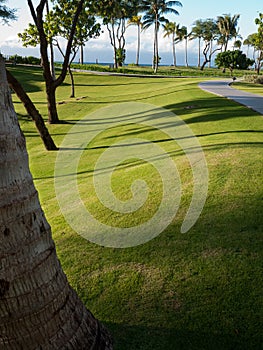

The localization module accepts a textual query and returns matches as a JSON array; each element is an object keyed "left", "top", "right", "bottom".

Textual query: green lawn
[
  {"left": 8, "top": 65, "right": 263, "bottom": 350},
  {"left": 232, "top": 81, "right": 263, "bottom": 96}
]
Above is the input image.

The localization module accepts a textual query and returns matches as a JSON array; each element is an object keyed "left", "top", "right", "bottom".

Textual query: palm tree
[
  {"left": 181, "top": 26, "right": 189, "bottom": 67},
  {"left": 0, "top": 56, "right": 113, "bottom": 349},
  {"left": 163, "top": 21, "right": 179, "bottom": 66},
  {"left": 141, "top": 0, "right": 182, "bottom": 73},
  {"left": 243, "top": 36, "right": 252, "bottom": 57},
  {"left": 233, "top": 39, "right": 242, "bottom": 50},
  {"left": 244, "top": 33, "right": 258, "bottom": 59},
  {"left": 174, "top": 25, "right": 189, "bottom": 67},
  {"left": 217, "top": 14, "right": 240, "bottom": 51},
  {"left": 190, "top": 19, "right": 203, "bottom": 67},
  {"left": 142, "top": 10, "right": 167, "bottom": 69},
  {"left": 127, "top": 15, "right": 143, "bottom": 65}
]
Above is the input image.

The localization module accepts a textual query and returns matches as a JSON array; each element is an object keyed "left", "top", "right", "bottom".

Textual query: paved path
[{"left": 199, "top": 79, "right": 263, "bottom": 115}]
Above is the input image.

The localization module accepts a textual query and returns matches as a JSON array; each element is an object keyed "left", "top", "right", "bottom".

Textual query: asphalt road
[{"left": 199, "top": 79, "right": 263, "bottom": 115}]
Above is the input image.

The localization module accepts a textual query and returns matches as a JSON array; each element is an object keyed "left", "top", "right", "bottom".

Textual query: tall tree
[
  {"left": 47, "top": 0, "right": 100, "bottom": 98},
  {"left": 141, "top": 0, "right": 182, "bottom": 73},
  {"left": 19, "top": 3, "right": 100, "bottom": 99},
  {"left": 190, "top": 19, "right": 203, "bottom": 67},
  {"left": 96, "top": 0, "right": 138, "bottom": 68},
  {"left": 127, "top": 15, "right": 143, "bottom": 65},
  {"left": 217, "top": 13, "right": 240, "bottom": 52},
  {"left": 244, "top": 33, "right": 258, "bottom": 62},
  {"left": 163, "top": 21, "right": 179, "bottom": 66},
  {"left": 180, "top": 25, "right": 189, "bottom": 66},
  {"left": 0, "top": 55, "right": 113, "bottom": 349},
  {"left": 142, "top": 10, "right": 165, "bottom": 69},
  {"left": 26, "top": 0, "right": 85, "bottom": 124},
  {"left": 199, "top": 18, "right": 220, "bottom": 70}
]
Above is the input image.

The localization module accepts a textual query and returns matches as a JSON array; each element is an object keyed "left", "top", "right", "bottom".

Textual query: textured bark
[
  {"left": 0, "top": 56, "right": 113, "bottom": 349},
  {"left": 6, "top": 69, "right": 58, "bottom": 151}
]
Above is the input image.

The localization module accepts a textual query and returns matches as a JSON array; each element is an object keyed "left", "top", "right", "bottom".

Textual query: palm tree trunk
[
  {"left": 154, "top": 14, "right": 159, "bottom": 74},
  {"left": 136, "top": 23, "right": 140, "bottom": 66},
  {"left": 0, "top": 56, "right": 113, "bottom": 350},
  {"left": 172, "top": 33, "right": 176, "bottom": 66},
  {"left": 185, "top": 37, "right": 188, "bottom": 67}
]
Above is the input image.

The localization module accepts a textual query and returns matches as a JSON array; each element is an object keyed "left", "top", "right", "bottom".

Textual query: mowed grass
[
  {"left": 232, "top": 81, "right": 263, "bottom": 96},
  {"left": 8, "top": 65, "right": 263, "bottom": 349}
]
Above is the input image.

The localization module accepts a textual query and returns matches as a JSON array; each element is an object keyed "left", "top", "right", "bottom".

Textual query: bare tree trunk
[
  {"left": 136, "top": 23, "right": 140, "bottom": 66},
  {"left": 172, "top": 33, "right": 176, "bottom": 67},
  {"left": 6, "top": 69, "right": 58, "bottom": 151},
  {"left": 185, "top": 37, "right": 188, "bottom": 67},
  {"left": 0, "top": 56, "right": 113, "bottom": 350},
  {"left": 80, "top": 45, "right": 84, "bottom": 64},
  {"left": 198, "top": 37, "right": 201, "bottom": 67},
  {"left": 154, "top": 13, "right": 159, "bottom": 74},
  {"left": 46, "top": 0, "right": 55, "bottom": 80},
  {"left": 68, "top": 66, "right": 75, "bottom": 98}
]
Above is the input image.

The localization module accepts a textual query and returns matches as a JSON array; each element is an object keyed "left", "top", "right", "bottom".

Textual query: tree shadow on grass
[
  {"left": 104, "top": 322, "right": 260, "bottom": 350},
  {"left": 164, "top": 95, "right": 261, "bottom": 125}
]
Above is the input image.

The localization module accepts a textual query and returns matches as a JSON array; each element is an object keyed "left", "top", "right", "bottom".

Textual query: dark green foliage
[
  {"left": 8, "top": 55, "right": 41, "bottom": 65},
  {"left": 215, "top": 50, "right": 254, "bottom": 72}
]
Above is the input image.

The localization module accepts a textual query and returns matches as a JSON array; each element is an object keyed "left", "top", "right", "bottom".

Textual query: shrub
[{"left": 243, "top": 74, "right": 263, "bottom": 84}]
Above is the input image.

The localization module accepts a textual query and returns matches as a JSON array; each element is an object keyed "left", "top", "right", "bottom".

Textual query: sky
[{"left": 0, "top": 0, "right": 261, "bottom": 66}]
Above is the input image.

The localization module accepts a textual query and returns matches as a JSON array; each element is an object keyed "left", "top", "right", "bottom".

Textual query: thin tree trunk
[
  {"left": 154, "top": 14, "right": 159, "bottom": 74},
  {"left": 0, "top": 55, "right": 113, "bottom": 350},
  {"left": 172, "top": 33, "right": 176, "bottom": 67},
  {"left": 136, "top": 23, "right": 140, "bottom": 66},
  {"left": 6, "top": 69, "right": 58, "bottom": 151},
  {"left": 49, "top": 40, "right": 56, "bottom": 80},
  {"left": 185, "top": 38, "right": 188, "bottom": 67},
  {"left": 68, "top": 66, "right": 75, "bottom": 98},
  {"left": 80, "top": 45, "right": 84, "bottom": 64},
  {"left": 198, "top": 37, "right": 201, "bottom": 67},
  {"left": 46, "top": 0, "right": 55, "bottom": 80},
  {"left": 209, "top": 40, "right": 212, "bottom": 68}
]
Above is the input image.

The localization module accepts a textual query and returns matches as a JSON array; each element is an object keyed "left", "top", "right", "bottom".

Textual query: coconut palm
[
  {"left": 175, "top": 25, "right": 189, "bottom": 67},
  {"left": 190, "top": 19, "right": 203, "bottom": 67},
  {"left": 163, "top": 21, "right": 179, "bottom": 66},
  {"left": 217, "top": 13, "right": 240, "bottom": 51},
  {"left": 141, "top": 0, "right": 182, "bottom": 73},
  {"left": 233, "top": 39, "right": 242, "bottom": 50},
  {"left": 127, "top": 15, "right": 143, "bottom": 65},
  {"left": 181, "top": 25, "right": 189, "bottom": 66},
  {"left": 0, "top": 56, "right": 113, "bottom": 349}
]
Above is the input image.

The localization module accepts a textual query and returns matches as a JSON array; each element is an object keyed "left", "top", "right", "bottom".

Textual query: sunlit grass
[
  {"left": 8, "top": 65, "right": 263, "bottom": 350},
  {"left": 232, "top": 81, "right": 263, "bottom": 95}
]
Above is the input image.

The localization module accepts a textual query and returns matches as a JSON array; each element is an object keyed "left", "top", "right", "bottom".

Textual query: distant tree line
[{"left": 2, "top": 1, "right": 263, "bottom": 126}]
